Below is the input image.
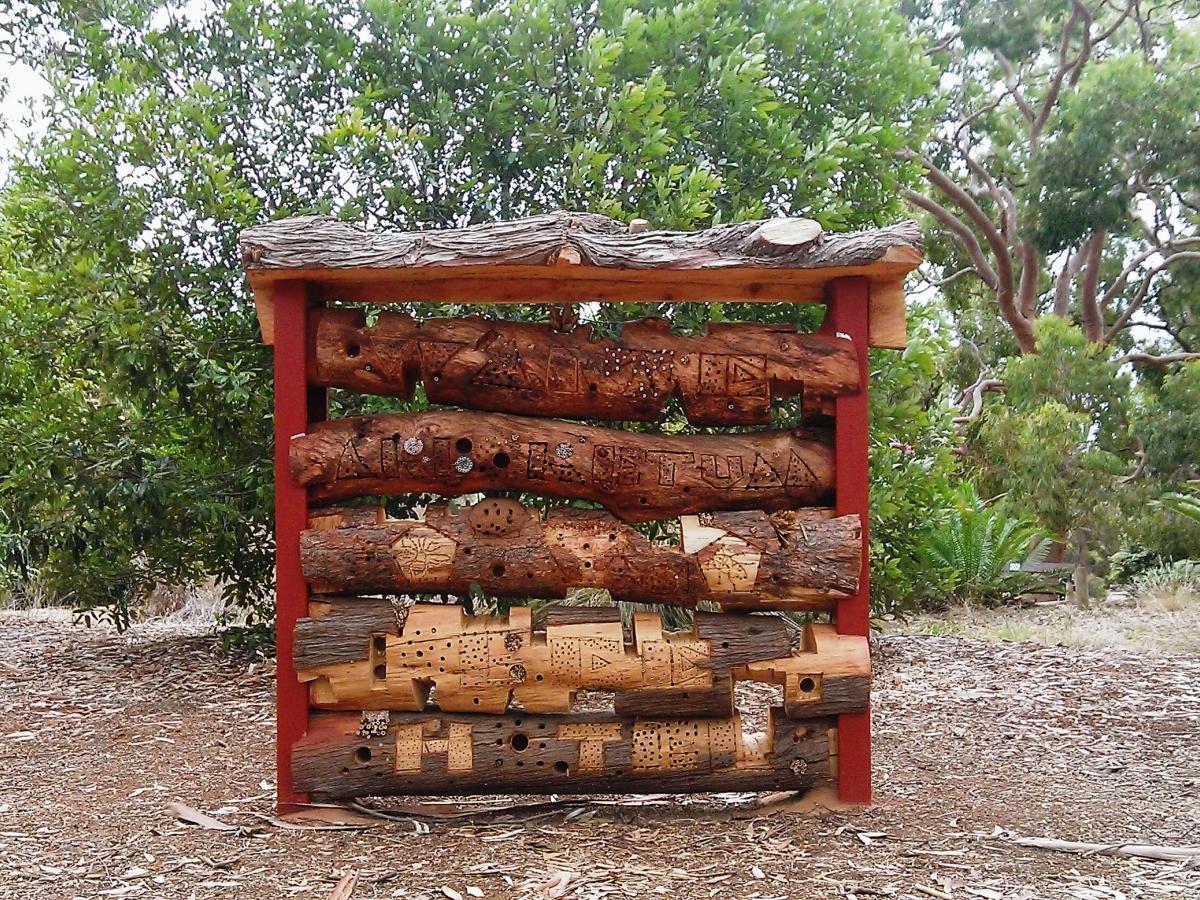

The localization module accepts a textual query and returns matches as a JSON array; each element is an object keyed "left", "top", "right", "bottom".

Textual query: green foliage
[
  {"left": 1161, "top": 490, "right": 1200, "bottom": 525},
  {"left": 0, "top": 0, "right": 936, "bottom": 628},
  {"left": 1107, "top": 547, "right": 1162, "bottom": 586},
  {"left": 970, "top": 318, "right": 1132, "bottom": 545},
  {"left": 867, "top": 305, "right": 963, "bottom": 615},
  {"left": 1130, "top": 559, "right": 1200, "bottom": 602},
  {"left": 916, "top": 483, "right": 1048, "bottom": 605},
  {"left": 1029, "top": 42, "right": 1200, "bottom": 252}
]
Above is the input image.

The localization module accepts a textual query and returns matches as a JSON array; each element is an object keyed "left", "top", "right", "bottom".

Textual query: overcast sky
[{"left": 0, "top": 58, "right": 49, "bottom": 174}]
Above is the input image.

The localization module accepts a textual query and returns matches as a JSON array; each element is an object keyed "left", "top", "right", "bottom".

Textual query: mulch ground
[{"left": 0, "top": 609, "right": 1197, "bottom": 900}]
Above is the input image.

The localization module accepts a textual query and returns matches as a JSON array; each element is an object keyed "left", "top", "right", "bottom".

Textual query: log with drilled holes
[
  {"left": 296, "top": 601, "right": 870, "bottom": 719},
  {"left": 292, "top": 707, "right": 836, "bottom": 798},
  {"left": 290, "top": 411, "right": 834, "bottom": 519},
  {"left": 300, "top": 499, "right": 861, "bottom": 607},
  {"left": 311, "top": 311, "right": 858, "bottom": 425}
]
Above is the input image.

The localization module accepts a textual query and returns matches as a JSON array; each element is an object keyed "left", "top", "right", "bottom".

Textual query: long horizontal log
[
  {"left": 291, "top": 411, "right": 834, "bottom": 520},
  {"left": 297, "top": 601, "right": 869, "bottom": 719},
  {"left": 242, "top": 212, "right": 921, "bottom": 276},
  {"left": 291, "top": 708, "right": 836, "bottom": 799},
  {"left": 311, "top": 310, "right": 858, "bottom": 425},
  {"left": 300, "top": 498, "right": 861, "bottom": 608}
]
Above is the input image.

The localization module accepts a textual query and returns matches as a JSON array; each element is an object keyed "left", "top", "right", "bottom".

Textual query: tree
[
  {"left": 901, "top": 1, "right": 1200, "bottom": 579},
  {"left": 905, "top": 0, "right": 1199, "bottom": 364},
  {"left": 0, "top": 0, "right": 937, "bottom": 625}
]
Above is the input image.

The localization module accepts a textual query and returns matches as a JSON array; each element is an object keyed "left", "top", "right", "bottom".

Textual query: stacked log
[{"left": 284, "top": 314, "right": 869, "bottom": 798}]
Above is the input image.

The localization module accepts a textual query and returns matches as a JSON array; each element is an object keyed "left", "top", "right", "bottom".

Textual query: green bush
[{"left": 916, "top": 483, "right": 1049, "bottom": 606}]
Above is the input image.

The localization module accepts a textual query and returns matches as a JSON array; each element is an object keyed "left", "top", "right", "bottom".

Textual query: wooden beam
[
  {"left": 240, "top": 212, "right": 920, "bottom": 347},
  {"left": 297, "top": 602, "right": 869, "bottom": 719},
  {"left": 298, "top": 499, "right": 861, "bottom": 608},
  {"left": 290, "top": 411, "right": 835, "bottom": 520},
  {"left": 292, "top": 708, "right": 836, "bottom": 798},
  {"left": 310, "top": 311, "right": 860, "bottom": 425}
]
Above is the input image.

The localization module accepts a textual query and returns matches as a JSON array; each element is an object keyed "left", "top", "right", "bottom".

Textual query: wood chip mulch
[{"left": 0, "top": 611, "right": 1197, "bottom": 899}]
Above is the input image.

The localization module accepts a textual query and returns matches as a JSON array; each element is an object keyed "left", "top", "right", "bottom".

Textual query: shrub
[{"left": 917, "top": 483, "right": 1049, "bottom": 606}]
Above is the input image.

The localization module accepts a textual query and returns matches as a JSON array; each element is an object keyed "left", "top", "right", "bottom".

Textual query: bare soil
[{"left": 1, "top": 608, "right": 1197, "bottom": 900}]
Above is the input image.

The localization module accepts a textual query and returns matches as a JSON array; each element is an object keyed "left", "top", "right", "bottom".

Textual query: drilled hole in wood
[
  {"left": 373, "top": 664, "right": 386, "bottom": 679},
  {"left": 492, "top": 563, "right": 505, "bottom": 577},
  {"left": 372, "top": 636, "right": 387, "bottom": 653},
  {"left": 354, "top": 746, "right": 372, "bottom": 763},
  {"left": 493, "top": 451, "right": 510, "bottom": 468},
  {"left": 554, "top": 761, "right": 569, "bottom": 774},
  {"left": 456, "top": 437, "right": 473, "bottom": 453},
  {"left": 346, "top": 343, "right": 360, "bottom": 358},
  {"left": 799, "top": 677, "right": 817, "bottom": 692}
]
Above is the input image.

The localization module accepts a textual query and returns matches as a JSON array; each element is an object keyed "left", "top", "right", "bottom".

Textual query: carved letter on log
[
  {"left": 311, "top": 311, "right": 859, "bottom": 425},
  {"left": 290, "top": 412, "right": 834, "bottom": 520}
]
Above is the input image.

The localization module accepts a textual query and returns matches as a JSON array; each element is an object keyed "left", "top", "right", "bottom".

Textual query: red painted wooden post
[
  {"left": 825, "top": 276, "right": 872, "bottom": 804},
  {"left": 273, "top": 280, "right": 325, "bottom": 813}
]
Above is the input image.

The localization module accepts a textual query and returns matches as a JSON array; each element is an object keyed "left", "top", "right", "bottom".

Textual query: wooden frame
[{"left": 255, "top": 213, "right": 920, "bottom": 812}]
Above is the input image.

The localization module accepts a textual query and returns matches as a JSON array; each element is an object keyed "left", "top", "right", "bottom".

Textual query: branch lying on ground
[{"left": 1010, "top": 835, "right": 1200, "bottom": 863}]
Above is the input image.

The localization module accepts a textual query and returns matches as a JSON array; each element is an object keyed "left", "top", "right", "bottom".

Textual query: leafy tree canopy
[{"left": 0, "top": 0, "right": 937, "bottom": 625}]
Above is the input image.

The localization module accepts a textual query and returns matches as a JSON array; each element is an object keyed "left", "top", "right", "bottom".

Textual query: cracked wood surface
[
  {"left": 299, "top": 499, "right": 860, "bottom": 608},
  {"left": 310, "top": 311, "right": 859, "bottom": 425},
  {"left": 240, "top": 211, "right": 920, "bottom": 348},
  {"left": 290, "top": 411, "right": 835, "bottom": 520}
]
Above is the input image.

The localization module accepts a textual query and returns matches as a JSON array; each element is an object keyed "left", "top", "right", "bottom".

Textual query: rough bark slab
[
  {"left": 299, "top": 499, "right": 860, "bottom": 608},
  {"left": 291, "top": 707, "right": 835, "bottom": 799},
  {"left": 290, "top": 412, "right": 835, "bottom": 520},
  {"left": 240, "top": 212, "right": 920, "bottom": 348},
  {"left": 737, "top": 624, "right": 872, "bottom": 718},
  {"left": 311, "top": 310, "right": 858, "bottom": 425},
  {"left": 296, "top": 602, "right": 868, "bottom": 720}
]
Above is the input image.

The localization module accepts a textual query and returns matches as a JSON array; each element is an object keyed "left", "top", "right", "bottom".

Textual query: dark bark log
[
  {"left": 298, "top": 499, "right": 860, "bottom": 608},
  {"left": 612, "top": 677, "right": 735, "bottom": 719},
  {"left": 737, "top": 624, "right": 872, "bottom": 718},
  {"left": 310, "top": 310, "right": 858, "bottom": 425},
  {"left": 291, "top": 708, "right": 835, "bottom": 799},
  {"left": 299, "top": 603, "right": 789, "bottom": 714},
  {"left": 295, "top": 603, "right": 868, "bottom": 721},
  {"left": 290, "top": 411, "right": 835, "bottom": 520}
]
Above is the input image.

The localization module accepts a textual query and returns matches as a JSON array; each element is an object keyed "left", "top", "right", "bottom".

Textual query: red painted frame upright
[
  {"left": 273, "top": 281, "right": 325, "bottom": 813},
  {"left": 270, "top": 276, "right": 875, "bottom": 811},
  {"left": 824, "top": 276, "right": 872, "bottom": 804}
]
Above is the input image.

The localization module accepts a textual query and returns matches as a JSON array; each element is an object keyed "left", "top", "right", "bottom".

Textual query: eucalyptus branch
[
  {"left": 1105, "top": 250, "right": 1200, "bottom": 341},
  {"left": 903, "top": 189, "right": 1000, "bottom": 290},
  {"left": 1114, "top": 351, "right": 1200, "bottom": 366},
  {"left": 1079, "top": 228, "right": 1108, "bottom": 341},
  {"left": 953, "top": 378, "right": 1007, "bottom": 426}
]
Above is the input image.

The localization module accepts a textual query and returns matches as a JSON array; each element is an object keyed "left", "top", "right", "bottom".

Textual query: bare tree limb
[
  {"left": 1080, "top": 228, "right": 1108, "bottom": 341},
  {"left": 1114, "top": 351, "right": 1200, "bottom": 366},
  {"left": 908, "top": 153, "right": 1034, "bottom": 351},
  {"left": 1031, "top": 3, "right": 1086, "bottom": 150},
  {"left": 1100, "top": 237, "right": 1200, "bottom": 310},
  {"left": 953, "top": 378, "right": 1007, "bottom": 425},
  {"left": 993, "top": 50, "right": 1037, "bottom": 124},
  {"left": 904, "top": 190, "right": 1000, "bottom": 290},
  {"left": 1122, "top": 434, "right": 1147, "bottom": 483},
  {"left": 1053, "top": 245, "right": 1086, "bottom": 316},
  {"left": 1018, "top": 240, "right": 1041, "bottom": 319},
  {"left": 1105, "top": 250, "right": 1200, "bottom": 341}
]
